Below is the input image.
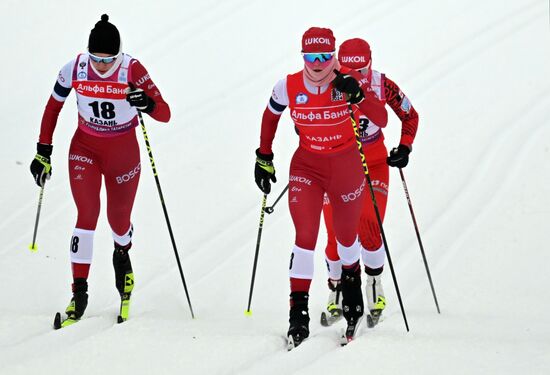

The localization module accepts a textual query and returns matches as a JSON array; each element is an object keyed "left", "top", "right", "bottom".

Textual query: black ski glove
[
  {"left": 126, "top": 86, "right": 155, "bottom": 113},
  {"left": 30, "top": 143, "right": 53, "bottom": 187},
  {"left": 255, "top": 149, "right": 277, "bottom": 194},
  {"left": 387, "top": 144, "right": 411, "bottom": 168},
  {"left": 332, "top": 70, "right": 364, "bottom": 104}
]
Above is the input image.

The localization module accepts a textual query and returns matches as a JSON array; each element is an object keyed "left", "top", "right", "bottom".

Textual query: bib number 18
[{"left": 89, "top": 101, "right": 115, "bottom": 119}]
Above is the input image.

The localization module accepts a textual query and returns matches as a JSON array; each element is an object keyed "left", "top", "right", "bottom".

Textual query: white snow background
[{"left": 1, "top": 0, "right": 549, "bottom": 374}]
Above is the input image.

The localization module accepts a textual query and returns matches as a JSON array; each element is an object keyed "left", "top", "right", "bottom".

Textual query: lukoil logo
[
  {"left": 290, "top": 175, "right": 312, "bottom": 185},
  {"left": 341, "top": 56, "right": 366, "bottom": 63},
  {"left": 135, "top": 73, "right": 150, "bottom": 86},
  {"left": 304, "top": 37, "right": 331, "bottom": 46},
  {"left": 69, "top": 154, "right": 94, "bottom": 164}
]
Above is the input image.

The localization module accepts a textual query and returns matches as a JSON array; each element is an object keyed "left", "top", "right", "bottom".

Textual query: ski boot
[
  {"left": 113, "top": 242, "right": 134, "bottom": 323},
  {"left": 340, "top": 263, "right": 364, "bottom": 345},
  {"left": 54, "top": 278, "right": 88, "bottom": 329},
  {"left": 287, "top": 291, "right": 310, "bottom": 351},
  {"left": 320, "top": 279, "right": 343, "bottom": 327},
  {"left": 366, "top": 272, "right": 386, "bottom": 328}
]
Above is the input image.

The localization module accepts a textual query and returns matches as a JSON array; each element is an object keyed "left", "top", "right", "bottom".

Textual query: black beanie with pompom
[{"left": 88, "top": 14, "right": 120, "bottom": 55}]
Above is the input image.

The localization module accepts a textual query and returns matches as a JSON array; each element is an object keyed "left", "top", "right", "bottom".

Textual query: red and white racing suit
[
  {"left": 38, "top": 53, "right": 170, "bottom": 278},
  {"left": 322, "top": 69, "right": 419, "bottom": 280},
  {"left": 259, "top": 67, "right": 387, "bottom": 293}
]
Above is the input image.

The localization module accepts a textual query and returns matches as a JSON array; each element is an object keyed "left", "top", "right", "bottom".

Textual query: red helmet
[{"left": 338, "top": 38, "right": 372, "bottom": 70}]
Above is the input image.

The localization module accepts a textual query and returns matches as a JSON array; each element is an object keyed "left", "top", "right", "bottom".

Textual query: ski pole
[
  {"left": 138, "top": 111, "right": 195, "bottom": 319},
  {"left": 264, "top": 184, "right": 289, "bottom": 214},
  {"left": 245, "top": 194, "right": 268, "bottom": 315},
  {"left": 344, "top": 99, "right": 410, "bottom": 332},
  {"left": 399, "top": 168, "right": 440, "bottom": 313},
  {"left": 28, "top": 186, "right": 45, "bottom": 252}
]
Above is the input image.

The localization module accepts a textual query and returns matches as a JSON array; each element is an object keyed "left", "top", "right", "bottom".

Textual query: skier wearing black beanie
[
  {"left": 88, "top": 14, "right": 121, "bottom": 55},
  {"left": 30, "top": 14, "right": 171, "bottom": 329}
]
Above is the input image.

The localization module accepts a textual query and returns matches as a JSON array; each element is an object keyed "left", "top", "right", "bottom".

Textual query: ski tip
[
  {"left": 117, "top": 315, "right": 125, "bottom": 324},
  {"left": 366, "top": 312, "right": 382, "bottom": 328},
  {"left": 53, "top": 312, "right": 61, "bottom": 330},
  {"left": 244, "top": 310, "right": 252, "bottom": 317},
  {"left": 340, "top": 331, "right": 353, "bottom": 346},
  {"left": 320, "top": 312, "right": 328, "bottom": 327},
  {"left": 340, "top": 336, "right": 353, "bottom": 346},
  {"left": 28, "top": 243, "right": 38, "bottom": 252},
  {"left": 321, "top": 311, "right": 343, "bottom": 327},
  {"left": 287, "top": 335, "right": 295, "bottom": 351}
]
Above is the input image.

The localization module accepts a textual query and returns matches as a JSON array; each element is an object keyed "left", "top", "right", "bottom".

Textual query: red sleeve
[
  {"left": 356, "top": 90, "right": 388, "bottom": 127},
  {"left": 383, "top": 75, "right": 419, "bottom": 148},
  {"left": 129, "top": 60, "right": 171, "bottom": 123},
  {"left": 39, "top": 95, "right": 65, "bottom": 144},
  {"left": 344, "top": 68, "right": 388, "bottom": 127},
  {"left": 259, "top": 107, "right": 282, "bottom": 154}
]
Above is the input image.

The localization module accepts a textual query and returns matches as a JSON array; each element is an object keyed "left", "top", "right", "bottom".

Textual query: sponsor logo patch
[
  {"left": 400, "top": 96, "right": 411, "bottom": 113},
  {"left": 331, "top": 88, "right": 343, "bottom": 102},
  {"left": 304, "top": 37, "right": 332, "bottom": 46},
  {"left": 290, "top": 175, "right": 312, "bottom": 185},
  {"left": 69, "top": 154, "right": 94, "bottom": 164},
  {"left": 296, "top": 92, "right": 308, "bottom": 104},
  {"left": 116, "top": 163, "right": 141, "bottom": 184},
  {"left": 341, "top": 179, "right": 366, "bottom": 203},
  {"left": 341, "top": 55, "right": 366, "bottom": 64},
  {"left": 135, "top": 73, "right": 150, "bottom": 86}
]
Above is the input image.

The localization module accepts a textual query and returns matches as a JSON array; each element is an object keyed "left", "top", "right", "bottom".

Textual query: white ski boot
[{"left": 366, "top": 274, "right": 386, "bottom": 328}]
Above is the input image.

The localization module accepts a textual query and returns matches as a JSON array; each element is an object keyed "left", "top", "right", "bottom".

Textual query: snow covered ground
[{"left": 1, "top": 0, "right": 549, "bottom": 374}]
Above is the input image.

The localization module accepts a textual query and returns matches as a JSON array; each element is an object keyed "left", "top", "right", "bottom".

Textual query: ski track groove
[
  {"left": 0, "top": 178, "right": 69, "bottom": 234},
  {"left": 430, "top": 94, "right": 550, "bottom": 272},
  {"left": 0, "top": 314, "right": 116, "bottom": 367},
  {"left": 389, "top": 92, "right": 550, "bottom": 315},
  {"left": 1, "top": 190, "right": 74, "bottom": 257},
  {"left": 408, "top": 0, "right": 542, "bottom": 91},
  {"left": 425, "top": 87, "right": 550, "bottom": 235},
  {"left": 237, "top": 331, "right": 342, "bottom": 375},
  {"left": 136, "top": 0, "right": 231, "bottom": 57},
  {"left": 139, "top": 0, "right": 254, "bottom": 59},
  {"left": 343, "top": 0, "right": 546, "bottom": 253}
]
